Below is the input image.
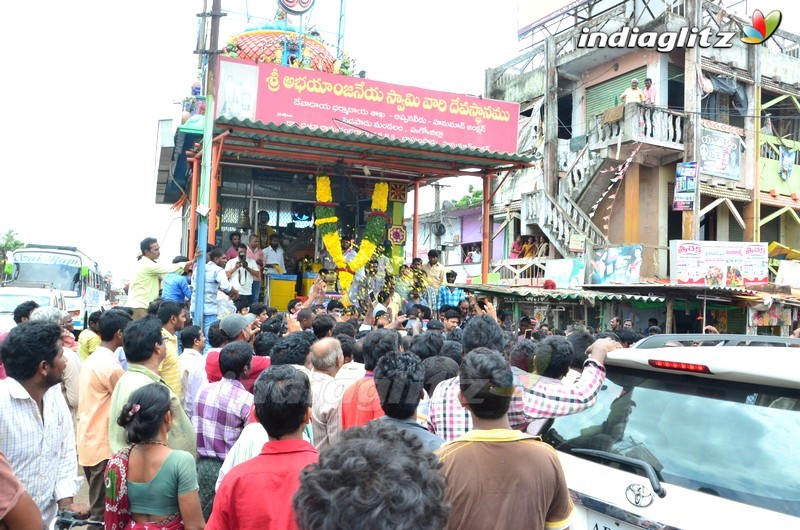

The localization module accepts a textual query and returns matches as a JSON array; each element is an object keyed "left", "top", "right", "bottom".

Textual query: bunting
[{"left": 587, "top": 142, "right": 644, "bottom": 238}]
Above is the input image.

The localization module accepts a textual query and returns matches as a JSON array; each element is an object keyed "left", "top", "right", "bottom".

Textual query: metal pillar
[
  {"left": 413, "top": 181, "right": 420, "bottom": 260},
  {"left": 481, "top": 174, "right": 492, "bottom": 284}
]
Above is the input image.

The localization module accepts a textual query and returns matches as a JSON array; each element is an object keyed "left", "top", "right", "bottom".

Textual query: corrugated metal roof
[
  {"left": 209, "top": 118, "right": 532, "bottom": 180},
  {"left": 457, "top": 284, "right": 665, "bottom": 303},
  {"left": 700, "top": 183, "right": 752, "bottom": 203}
]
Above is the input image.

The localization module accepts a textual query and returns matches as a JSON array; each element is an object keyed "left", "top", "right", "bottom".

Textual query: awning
[
  {"left": 207, "top": 117, "right": 533, "bottom": 182},
  {"left": 455, "top": 284, "right": 665, "bottom": 304},
  {"left": 769, "top": 241, "right": 800, "bottom": 261},
  {"left": 156, "top": 115, "right": 204, "bottom": 205},
  {"left": 700, "top": 182, "right": 751, "bottom": 203}
]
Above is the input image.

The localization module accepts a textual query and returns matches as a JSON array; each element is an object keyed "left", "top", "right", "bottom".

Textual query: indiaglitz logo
[
  {"left": 577, "top": 26, "right": 735, "bottom": 53},
  {"left": 741, "top": 10, "right": 782, "bottom": 44}
]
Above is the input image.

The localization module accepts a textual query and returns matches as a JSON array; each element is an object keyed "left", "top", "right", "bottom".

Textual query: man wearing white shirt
[
  {"left": 262, "top": 234, "right": 286, "bottom": 276},
  {"left": 0, "top": 321, "right": 86, "bottom": 527},
  {"left": 225, "top": 243, "right": 261, "bottom": 305},
  {"left": 178, "top": 325, "right": 207, "bottom": 418}
]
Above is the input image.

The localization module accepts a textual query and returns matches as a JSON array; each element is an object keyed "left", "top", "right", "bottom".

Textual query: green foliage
[
  {"left": 0, "top": 230, "right": 24, "bottom": 252},
  {"left": 453, "top": 185, "right": 483, "bottom": 208}
]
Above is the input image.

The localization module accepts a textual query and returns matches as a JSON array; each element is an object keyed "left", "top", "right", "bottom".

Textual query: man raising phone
[{"left": 225, "top": 243, "right": 262, "bottom": 306}]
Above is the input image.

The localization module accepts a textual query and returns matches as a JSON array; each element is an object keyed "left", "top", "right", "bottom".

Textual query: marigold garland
[{"left": 314, "top": 176, "right": 390, "bottom": 301}]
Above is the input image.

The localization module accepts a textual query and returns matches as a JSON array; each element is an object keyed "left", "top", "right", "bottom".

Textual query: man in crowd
[
  {"left": 437, "top": 350, "right": 573, "bottom": 530},
  {"left": 0, "top": 447, "right": 42, "bottom": 528},
  {"left": 293, "top": 422, "right": 448, "bottom": 530},
  {"left": 438, "top": 271, "right": 464, "bottom": 310},
  {"left": 77, "top": 311, "right": 102, "bottom": 361},
  {"left": 127, "top": 237, "right": 194, "bottom": 320},
  {"left": 339, "top": 329, "right": 400, "bottom": 430},
  {"left": 193, "top": 341, "right": 254, "bottom": 520},
  {"left": 76, "top": 309, "right": 131, "bottom": 521},
  {"left": 225, "top": 243, "right": 261, "bottom": 307},
  {"left": 374, "top": 352, "right": 443, "bottom": 452},
  {"left": 263, "top": 234, "right": 286, "bottom": 275},
  {"left": 109, "top": 317, "right": 196, "bottom": 455},
  {"left": 157, "top": 301, "right": 186, "bottom": 401},
  {"left": 225, "top": 231, "right": 242, "bottom": 261},
  {"left": 206, "top": 313, "right": 270, "bottom": 392},
  {"left": 308, "top": 337, "right": 345, "bottom": 451},
  {"left": 609, "top": 316, "right": 621, "bottom": 332},
  {"left": 442, "top": 309, "right": 462, "bottom": 339},
  {"left": 196, "top": 248, "right": 239, "bottom": 336},
  {"left": 422, "top": 250, "right": 446, "bottom": 312},
  {"left": 0, "top": 321, "right": 85, "bottom": 526},
  {"left": 208, "top": 366, "right": 319, "bottom": 529},
  {"left": 161, "top": 255, "right": 193, "bottom": 306},
  {"left": 247, "top": 234, "right": 265, "bottom": 303},
  {"left": 178, "top": 325, "right": 207, "bottom": 417}
]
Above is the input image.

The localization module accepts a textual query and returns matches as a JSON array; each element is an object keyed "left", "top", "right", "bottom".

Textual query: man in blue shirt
[
  {"left": 162, "top": 255, "right": 193, "bottom": 306},
  {"left": 437, "top": 270, "right": 465, "bottom": 311},
  {"left": 193, "top": 248, "right": 238, "bottom": 337}
]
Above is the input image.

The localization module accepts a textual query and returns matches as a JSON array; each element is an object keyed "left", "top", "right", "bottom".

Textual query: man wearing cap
[
  {"left": 438, "top": 271, "right": 465, "bottom": 311},
  {"left": 205, "top": 313, "right": 271, "bottom": 393}
]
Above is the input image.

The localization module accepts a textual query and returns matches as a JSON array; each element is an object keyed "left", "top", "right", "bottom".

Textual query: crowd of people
[{"left": 0, "top": 236, "right": 635, "bottom": 530}]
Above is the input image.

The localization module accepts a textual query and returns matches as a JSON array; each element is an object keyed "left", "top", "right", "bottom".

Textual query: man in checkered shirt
[
  {"left": 192, "top": 341, "right": 255, "bottom": 519},
  {"left": 428, "top": 314, "right": 613, "bottom": 442}
]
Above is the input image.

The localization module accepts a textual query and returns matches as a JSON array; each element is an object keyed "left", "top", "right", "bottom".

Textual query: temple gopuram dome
[{"left": 222, "top": 20, "right": 352, "bottom": 75}]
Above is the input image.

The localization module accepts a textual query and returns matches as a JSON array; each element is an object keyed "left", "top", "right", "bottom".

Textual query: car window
[{"left": 541, "top": 367, "right": 800, "bottom": 517}]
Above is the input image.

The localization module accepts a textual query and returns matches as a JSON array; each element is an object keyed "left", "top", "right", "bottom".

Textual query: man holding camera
[{"left": 225, "top": 243, "right": 262, "bottom": 306}]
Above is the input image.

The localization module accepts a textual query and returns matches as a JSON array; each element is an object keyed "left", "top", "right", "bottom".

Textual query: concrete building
[{"left": 485, "top": 0, "right": 800, "bottom": 281}]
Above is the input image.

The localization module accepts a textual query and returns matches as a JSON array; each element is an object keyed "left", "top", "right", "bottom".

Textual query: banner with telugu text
[{"left": 216, "top": 57, "right": 520, "bottom": 154}]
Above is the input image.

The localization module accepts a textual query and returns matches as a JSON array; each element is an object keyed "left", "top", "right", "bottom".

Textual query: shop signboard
[
  {"left": 217, "top": 57, "right": 520, "bottom": 154},
  {"left": 588, "top": 245, "right": 644, "bottom": 285},
  {"left": 670, "top": 240, "right": 768, "bottom": 287},
  {"left": 775, "top": 260, "right": 800, "bottom": 288},
  {"left": 544, "top": 258, "right": 585, "bottom": 289},
  {"left": 672, "top": 161, "right": 697, "bottom": 211},
  {"left": 699, "top": 128, "right": 742, "bottom": 181}
]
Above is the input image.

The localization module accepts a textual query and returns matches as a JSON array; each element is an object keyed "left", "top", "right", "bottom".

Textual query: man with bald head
[{"left": 309, "top": 337, "right": 345, "bottom": 451}]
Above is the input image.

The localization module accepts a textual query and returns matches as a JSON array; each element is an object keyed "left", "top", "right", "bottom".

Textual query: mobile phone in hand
[{"left": 524, "top": 329, "right": 533, "bottom": 339}]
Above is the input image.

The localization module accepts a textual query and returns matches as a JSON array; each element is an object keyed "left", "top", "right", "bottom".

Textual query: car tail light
[{"left": 649, "top": 359, "right": 712, "bottom": 374}]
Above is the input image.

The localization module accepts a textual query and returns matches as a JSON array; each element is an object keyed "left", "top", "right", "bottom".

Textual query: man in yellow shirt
[
  {"left": 620, "top": 78, "right": 645, "bottom": 104},
  {"left": 127, "top": 238, "right": 195, "bottom": 320},
  {"left": 421, "top": 250, "right": 446, "bottom": 313},
  {"left": 157, "top": 301, "right": 187, "bottom": 400},
  {"left": 77, "top": 311, "right": 102, "bottom": 361}
]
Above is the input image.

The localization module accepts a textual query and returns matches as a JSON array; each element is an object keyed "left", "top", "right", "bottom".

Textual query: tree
[
  {"left": 453, "top": 185, "right": 483, "bottom": 209},
  {"left": 0, "top": 230, "right": 24, "bottom": 252}
]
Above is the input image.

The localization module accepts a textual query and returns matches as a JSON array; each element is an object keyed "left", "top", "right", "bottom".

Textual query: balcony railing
[{"left": 590, "top": 104, "right": 685, "bottom": 153}]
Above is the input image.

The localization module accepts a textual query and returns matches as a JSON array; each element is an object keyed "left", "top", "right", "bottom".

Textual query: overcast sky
[{"left": 1, "top": 0, "right": 795, "bottom": 282}]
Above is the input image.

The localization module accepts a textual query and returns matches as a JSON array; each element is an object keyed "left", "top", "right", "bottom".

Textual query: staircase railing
[
  {"left": 524, "top": 189, "right": 608, "bottom": 257},
  {"left": 560, "top": 143, "right": 603, "bottom": 199}
]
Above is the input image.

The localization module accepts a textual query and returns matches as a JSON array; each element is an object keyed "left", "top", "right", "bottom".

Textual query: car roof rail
[
  {"left": 634, "top": 333, "right": 800, "bottom": 348},
  {"left": 24, "top": 244, "right": 79, "bottom": 252}
]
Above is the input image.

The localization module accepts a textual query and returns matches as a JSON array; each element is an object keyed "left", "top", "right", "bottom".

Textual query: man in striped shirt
[
  {"left": 428, "top": 315, "right": 613, "bottom": 442},
  {"left": 0, "top": 321, "right": 87, "bottom": 527}
]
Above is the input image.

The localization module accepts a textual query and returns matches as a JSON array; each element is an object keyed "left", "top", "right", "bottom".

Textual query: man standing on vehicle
[
  {"left": 0, "top": 321, "right": 88, "bottom": 527},
  {"left": 197, "top": 248, "right": 239, "bottom": 337},
  {"left": 127, "top": 238, "right": 195, "bottom": 320}
]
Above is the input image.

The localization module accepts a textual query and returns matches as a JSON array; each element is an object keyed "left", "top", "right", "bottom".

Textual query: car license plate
[{"left": 587, "top": 512, "right": 640, "bottom": 530}]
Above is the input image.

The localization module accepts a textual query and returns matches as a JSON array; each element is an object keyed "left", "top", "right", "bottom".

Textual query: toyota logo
[{"left": 626, "top": 484, "right": 654, "bottom": 507}]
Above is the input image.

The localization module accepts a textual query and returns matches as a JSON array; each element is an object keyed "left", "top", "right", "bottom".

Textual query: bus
[{"left": 3, "top": 244, "right": 109, "bottom": 330}]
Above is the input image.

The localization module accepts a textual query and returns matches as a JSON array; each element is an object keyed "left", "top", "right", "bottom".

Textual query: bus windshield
[{"left": 11, "top": 252, "right": 82, "bottom": 293}]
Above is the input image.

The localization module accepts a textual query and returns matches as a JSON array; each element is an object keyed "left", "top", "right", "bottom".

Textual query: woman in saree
[
  {"left": 509, "top": 235, "right": 524, "bottom": 259},
  {"left": 105, "top": 383, "right": 205, "bottom": 530}
]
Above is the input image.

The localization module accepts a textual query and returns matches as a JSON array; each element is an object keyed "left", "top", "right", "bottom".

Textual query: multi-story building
[{"left": 486, "top": 0, "right": 800, "bottom": 281}]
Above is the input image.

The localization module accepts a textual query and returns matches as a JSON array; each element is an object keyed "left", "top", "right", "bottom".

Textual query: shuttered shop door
[
  {"left": 585, "top": 67, "right": 647, "bottom": 133},
  {"left": 668, "top": 63, "right": 685, "bottom": 83},
  {"left": 760, "top": 206, "right": 780, "bottom": 243}
]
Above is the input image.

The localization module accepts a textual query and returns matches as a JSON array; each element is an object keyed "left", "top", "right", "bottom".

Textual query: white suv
[
  {"left": 0, "top": 283, "right": 65, "bottom": 331},
  {"left": 540, "top": 342, "right": 800, "bottom": 529}
]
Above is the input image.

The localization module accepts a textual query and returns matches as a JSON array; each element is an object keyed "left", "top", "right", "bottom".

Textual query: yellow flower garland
[
  {"left": 317, "top": 176, "right": 333, "bottom": 203},
  {"left": 315, "top": 177, "right": 389, "bottom": 304},
  {"left": 314, "top": 216, "right": 339, "bottom": 226}
]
